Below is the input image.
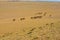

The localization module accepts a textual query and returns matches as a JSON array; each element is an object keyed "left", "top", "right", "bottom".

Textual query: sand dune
[{"left": 0, "top": 2, "right": 60, "bottom": 40}]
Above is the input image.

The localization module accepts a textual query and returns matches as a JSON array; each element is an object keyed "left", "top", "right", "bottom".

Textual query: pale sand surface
[{"left": 0, "top": 2, "right": 60, "bottom": 40}]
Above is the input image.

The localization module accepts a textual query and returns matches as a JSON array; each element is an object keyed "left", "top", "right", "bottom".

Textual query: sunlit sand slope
[{"left": 0, "top": 2, "right": 60, "bottom": 40}]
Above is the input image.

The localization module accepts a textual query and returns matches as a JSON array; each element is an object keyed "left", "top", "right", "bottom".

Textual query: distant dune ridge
[
  {"left": 0, "top": 0, "right": 43, "bottom": 1},
  {"left": 0, "top": 0, "right": 50, "bottom": 1},
  {"left": 0, "top": 0, "right": 60, "bottom": 1}
]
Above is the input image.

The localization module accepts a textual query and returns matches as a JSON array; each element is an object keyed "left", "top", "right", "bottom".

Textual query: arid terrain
[{"left": 0, "top": 2, "right": 60, "bottom": 40}]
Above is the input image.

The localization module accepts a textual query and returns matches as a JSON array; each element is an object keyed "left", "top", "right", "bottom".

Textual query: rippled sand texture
[{"left": 0, "top": 2, "right": 60, "bottom": 40}]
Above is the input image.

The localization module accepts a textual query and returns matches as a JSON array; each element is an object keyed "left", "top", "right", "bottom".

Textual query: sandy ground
[{"left": 0, "top": 2, "right": 60, "bottom": 40}]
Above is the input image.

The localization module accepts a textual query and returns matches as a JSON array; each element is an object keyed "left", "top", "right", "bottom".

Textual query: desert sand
[{"left": 0, "top": 2, "right": 60, "bottom": 40}]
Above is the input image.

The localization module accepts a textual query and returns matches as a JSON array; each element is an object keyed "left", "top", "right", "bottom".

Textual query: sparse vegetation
[
  {"left": 20, "top": 18, "right": 25, "bottom": 21},
  {"left": 13, "top": 19, "right": 16, "bottom": 21},
  {"left": 0, "top": 12, "right": 59, "bottom": 40}
]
